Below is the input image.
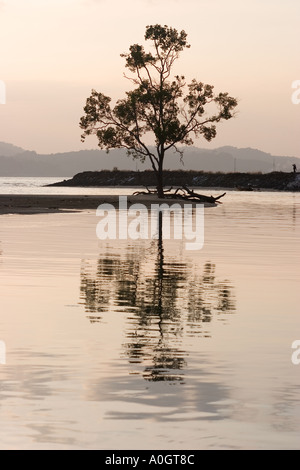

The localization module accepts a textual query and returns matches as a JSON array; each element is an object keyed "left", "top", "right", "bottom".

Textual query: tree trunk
[
  {"left": 156, "top": 173, "right": 164, "bottom": 198},
  {"left": 156, "top": 154, "right": 165, "bottom": 198}
]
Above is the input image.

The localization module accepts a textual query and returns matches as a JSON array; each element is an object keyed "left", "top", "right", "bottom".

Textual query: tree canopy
[{"left": 80, "top": 24, "right": 238, "bottom": 197}]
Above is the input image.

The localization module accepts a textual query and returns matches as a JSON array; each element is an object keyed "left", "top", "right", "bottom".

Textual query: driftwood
[
  {"left": 133, "top": 185, "right": 226, "bottom": 204},
  {"left": 133, "top": 186, "right": 173, "bottom": 196},
  {"left": 175, "top": 185, "right": 226, "bottom": 203}
]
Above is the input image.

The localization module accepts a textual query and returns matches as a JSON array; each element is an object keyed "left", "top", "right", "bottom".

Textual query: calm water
[
  {"left": 0, "top": 189, "right": 299, "bottom": 449},
  {"left": 0, "top": 176, "right": 136, "bottom": 195}
]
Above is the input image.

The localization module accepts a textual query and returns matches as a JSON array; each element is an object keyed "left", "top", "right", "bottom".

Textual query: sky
[{"left": 0, "top": 0, "right": 299, "bottom": 157}]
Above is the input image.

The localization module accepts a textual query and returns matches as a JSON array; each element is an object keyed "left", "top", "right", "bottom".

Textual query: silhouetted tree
[{"left": 80, "top": 24, "right": 238, "bottom": 197}]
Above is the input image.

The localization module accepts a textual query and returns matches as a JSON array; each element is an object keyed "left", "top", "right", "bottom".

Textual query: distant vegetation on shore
[{"left": 50, "top": 169, "right": 300, "bottom": 191}]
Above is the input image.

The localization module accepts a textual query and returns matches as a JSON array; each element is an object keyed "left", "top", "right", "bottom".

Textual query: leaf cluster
[{"left": 80, "top": 24, "right": 238, "bottom": 171}]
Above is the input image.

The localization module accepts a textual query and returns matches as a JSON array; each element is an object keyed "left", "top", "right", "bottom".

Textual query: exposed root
[
  {"left": 133, "top": 186, "right": 173, "bottom": 196},
  {"left": 133, "top": 185, "right": 226, "bottom": 204}
]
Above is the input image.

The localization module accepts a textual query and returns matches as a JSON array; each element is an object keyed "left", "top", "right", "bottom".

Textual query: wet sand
[{"left": 0, "top": 194, "right": 216, "bottom": 214}]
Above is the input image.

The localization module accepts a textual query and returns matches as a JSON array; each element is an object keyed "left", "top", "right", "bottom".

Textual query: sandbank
[{"left": 0, "top": 194, "right": 216, "bottom": 215}]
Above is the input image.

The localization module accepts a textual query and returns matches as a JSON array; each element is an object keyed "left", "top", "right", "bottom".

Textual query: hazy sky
[{"left": 0, "top": 0, "right": 299, "bottom": 156}]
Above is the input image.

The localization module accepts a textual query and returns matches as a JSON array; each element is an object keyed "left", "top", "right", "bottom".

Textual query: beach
[{"left": 0, "top": 193, "right": 217, "bottom": 214}]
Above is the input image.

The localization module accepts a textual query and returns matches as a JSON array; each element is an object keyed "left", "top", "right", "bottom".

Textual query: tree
[{"left": 80, "top": 24, "right": 238, "bottom": 198}]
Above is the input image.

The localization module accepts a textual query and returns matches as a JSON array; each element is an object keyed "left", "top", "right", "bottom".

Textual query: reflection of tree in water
[{"left": 80, "top": 227, "right": 235, "bottom": 383}]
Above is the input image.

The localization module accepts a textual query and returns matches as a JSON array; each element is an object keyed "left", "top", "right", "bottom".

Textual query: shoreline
[
  {"left": 49, "top": 170, "right": 300, "bottom": 192},
  {"left": 0, "top": 194, "right": 217, "bottom": 215}
]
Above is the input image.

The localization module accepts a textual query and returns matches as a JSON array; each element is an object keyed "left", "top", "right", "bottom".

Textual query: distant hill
[
  {"left": 0, "top": 142, "right": 26, "bottom": 157},
  {"left": 0, "top": 142, "right": 299, "bottom": 176}
]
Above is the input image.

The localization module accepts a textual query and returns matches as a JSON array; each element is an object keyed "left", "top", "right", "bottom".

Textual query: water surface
[{"left": 0, "top": 190, "right": 299, "bottom": 449}]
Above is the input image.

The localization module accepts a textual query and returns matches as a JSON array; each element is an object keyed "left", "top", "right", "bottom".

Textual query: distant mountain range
[{"left": 0, "top": 142, "right": 299, "bottom": 176}]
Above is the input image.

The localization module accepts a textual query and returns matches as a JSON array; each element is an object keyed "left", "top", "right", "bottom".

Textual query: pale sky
[{"left": 0, "top": 0, "right": 299, "bottom": 157}]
